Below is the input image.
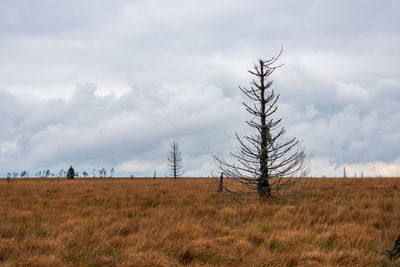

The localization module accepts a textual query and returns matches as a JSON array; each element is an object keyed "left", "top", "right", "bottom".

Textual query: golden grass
[{"left": 0, "top": 178, "right": 400, "bottom": 266}]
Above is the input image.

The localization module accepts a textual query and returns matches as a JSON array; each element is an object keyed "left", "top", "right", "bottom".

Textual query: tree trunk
[
  {"left": 258, "top": 60, "right": 271, "bottom": 200},
  {"left": 174, "top": 151, "right": 177, "bottom": 179},
  {"left": 218, "top": 173, "right": 223, "bottom": 192}
]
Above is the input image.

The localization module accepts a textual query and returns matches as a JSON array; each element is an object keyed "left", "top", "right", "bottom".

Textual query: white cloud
[
  {"left": 311, "top": 157, "right": 400, "bottom": 178},
  {"left": 117, "top": 160, "right": 155, "bottom": 174}
]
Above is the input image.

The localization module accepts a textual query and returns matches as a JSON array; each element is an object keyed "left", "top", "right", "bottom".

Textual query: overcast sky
[{"left": 1, "top": 0, "right": 400, "bottom": 177}]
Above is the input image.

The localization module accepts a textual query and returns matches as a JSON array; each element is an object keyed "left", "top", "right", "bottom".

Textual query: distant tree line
[
  {"left": 5, "top": 167, "right": 116, "bottom": 179},
  {"left": 5, "top": 141, "right": 186, "bottom": 181}
]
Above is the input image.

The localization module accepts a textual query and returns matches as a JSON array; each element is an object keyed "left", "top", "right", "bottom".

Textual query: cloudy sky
[{"left": 1, "top": 0, "right": 399, "bottom": 177}]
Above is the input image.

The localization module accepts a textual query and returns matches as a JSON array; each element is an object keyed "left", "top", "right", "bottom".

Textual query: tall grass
[{"left": 0, "top": 178, "right": 399, "bottom": 266}]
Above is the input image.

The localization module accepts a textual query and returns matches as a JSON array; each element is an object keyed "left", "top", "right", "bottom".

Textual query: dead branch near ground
[{"left": 376, "top": 234, "right": 400, "bottom": 259}]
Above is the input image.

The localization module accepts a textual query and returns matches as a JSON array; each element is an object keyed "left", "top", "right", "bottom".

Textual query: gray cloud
[
  {"left": 0, "top": 0, "right": 399, "bottom": 176},
  {"left": 0, "top": 84, "right": 245, "bottom": 176}
]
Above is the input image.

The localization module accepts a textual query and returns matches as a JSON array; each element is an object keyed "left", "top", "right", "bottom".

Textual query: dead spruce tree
[
  {"left": 214, "top": 50, "right": 310, "bottom": 201},
  {"left": 167, "top": 141, "right": 184, "bottom": 179}
]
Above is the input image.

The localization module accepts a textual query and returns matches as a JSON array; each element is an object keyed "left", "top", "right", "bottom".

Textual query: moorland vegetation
[{"left": 0, "top": 178, "right": 399, "bottom": 266}]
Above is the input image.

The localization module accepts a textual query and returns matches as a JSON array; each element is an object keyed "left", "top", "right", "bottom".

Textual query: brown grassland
[{"left": 0, "top": 178, "right": 400, "bottom": 266}]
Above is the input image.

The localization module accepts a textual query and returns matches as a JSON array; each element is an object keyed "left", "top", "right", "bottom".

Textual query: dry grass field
[{"left": 1, "top": 178, "right": 400, "bottom": 266}]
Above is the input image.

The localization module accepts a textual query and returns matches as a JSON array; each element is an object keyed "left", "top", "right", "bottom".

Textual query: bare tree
[
  {"left": 167, "top": 141, "right": 184, "bottom": 179},
  {"left": 98, "top": 168, "right": 107, "bottom": 178},
  {"left": 214, "top": 50, "right": 310, "bottom": 201}
]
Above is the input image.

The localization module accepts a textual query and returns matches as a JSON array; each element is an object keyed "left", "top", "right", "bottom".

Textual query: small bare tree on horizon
[
  {"left": 167, "top": 141, "right": 184, "bottom": 179},
  {"left": 214, "top": 49, "right": 311, "bottom": 201}
]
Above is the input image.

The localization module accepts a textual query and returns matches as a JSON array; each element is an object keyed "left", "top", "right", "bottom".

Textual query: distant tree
[
  {"left": 12, "top": 172, "right": 19, "bottom": 178},
  {"left": 7, "top": 172, "right": 11, "bottom": 183},
  {"left": 67, "top": 166, "right": 75, "bottom": 179},
  {"left": 97, "top": 168, "right": 106, "bottom": 178},
  {"left": 110, "top": 168, "right": 115, "bottom": 178},
  {"left": 45, "top": 169, "right": 51, "bottom": 178},
  {"left": 97, "top": 168, "right": 107, "bottom": 178},
  {"left": 20, "top": 171, "right": 27, "bottom": 178},
  {"left": 167, "top": 141, "right": 184, "bottom": 179},
  {"left": 214, "top": 51, "right": 310, "bottom": 201},
  {"left": 93, "top": 169, "right": 96, "bottom": 178},
  {"left": 82, "top": 171, "right": 88, "bottom": 178}
]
